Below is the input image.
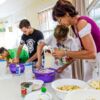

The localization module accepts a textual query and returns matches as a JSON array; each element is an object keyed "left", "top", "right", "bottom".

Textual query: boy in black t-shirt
[{"left": 14, "top": 19, "right": 44, "bottom": 63}]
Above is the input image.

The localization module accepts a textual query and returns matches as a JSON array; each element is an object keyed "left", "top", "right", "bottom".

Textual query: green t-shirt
[{"left": 8, "top": 48, "right": 29, "bottom": 63}]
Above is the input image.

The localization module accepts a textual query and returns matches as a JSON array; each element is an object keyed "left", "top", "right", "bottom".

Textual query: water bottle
[
  {"left": 39, "top": 87, "right": 50, "bottom": 100},
  {"left": 25, "top": 63, "right": 33, "bottom": 80},
  {"left": 42, "top": 58, "right": 45, "bottom": 68},
  {"left": 32, "top": 62, "right": 36, "bottom": 72},
  {"left": 16, "top": 64, "right": 21, "bottom": 75}
]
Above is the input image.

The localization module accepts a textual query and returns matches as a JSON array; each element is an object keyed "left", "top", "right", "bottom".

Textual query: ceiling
[{"left": 0, "top": 0, "right": 36, "bottom": 19}]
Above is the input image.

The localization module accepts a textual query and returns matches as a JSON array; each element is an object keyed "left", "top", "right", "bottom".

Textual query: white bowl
[
  {"left": 88, "top": 79, "right": 100, "bottom": 90},
  {"left": 64, "top": 89, "right": 100, "bottom": 100},
  {"left": 24, "top": 90, "right": 52, "bottom": 100},
  {"left": 51, "top": 78, "right": 89, "bottom": 100}
]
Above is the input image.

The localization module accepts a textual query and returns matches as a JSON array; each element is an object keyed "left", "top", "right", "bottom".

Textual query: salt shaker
[{"left": 16, "top": 64, "right": 21, "bottom": 75}]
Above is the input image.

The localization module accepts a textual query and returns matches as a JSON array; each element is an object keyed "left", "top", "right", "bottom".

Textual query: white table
[{"left": 0, "top": 73, "right": 59, "bottom": 100}]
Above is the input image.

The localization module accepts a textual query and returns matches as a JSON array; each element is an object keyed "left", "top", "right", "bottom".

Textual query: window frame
[
  {"left": 38, "top": 7, "right": 57, "bottom": 39},
  {"left": 86, "top": 0, "right": 98, "bottom": 14}
]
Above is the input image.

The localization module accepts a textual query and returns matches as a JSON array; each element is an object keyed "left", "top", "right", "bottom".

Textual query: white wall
[
  {"left": 0, "top": 0, "right": 58, "bottom": 49},
  {"left": 5, "top": 0, "right": 58, "bottom": 28}
]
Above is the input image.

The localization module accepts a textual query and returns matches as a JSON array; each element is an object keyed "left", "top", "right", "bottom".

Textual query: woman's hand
[{"left": 52, "top": 49, "right": 65, "bottom": 59}]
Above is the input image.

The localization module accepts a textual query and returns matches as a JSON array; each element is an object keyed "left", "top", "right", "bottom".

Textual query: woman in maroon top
[{"left": 52, "top": 0, "right": 100, "bottom": 80}]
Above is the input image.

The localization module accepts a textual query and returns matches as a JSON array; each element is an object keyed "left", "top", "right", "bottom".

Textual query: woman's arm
[
  {"left": 70, "top": 19, "right": 96, "bottom": 59},
  {"left": 53, "top": 20, "right": 96, "bottom": 59},
  {"left": 66, "top": 34, "right": 96, "bottom": 59},
  {"left": 57, "top": 58, "right": 74, "bottom": 73}
]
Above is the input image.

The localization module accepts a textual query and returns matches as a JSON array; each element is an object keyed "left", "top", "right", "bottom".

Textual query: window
[
  {"left": 89, "top": 0, "right": 94, "bottom": 5},
  {"left": 38, "top": 8, "right": 57, "bottom": 39},
  {"left": 87, "top": 0, "right": 100, "bottom": 26},
  {"left": 89, "top": 1, "right": 100, "bottom": 26},
  {"left": 85, "top": 0, "right": 94, "bottom": 8}
]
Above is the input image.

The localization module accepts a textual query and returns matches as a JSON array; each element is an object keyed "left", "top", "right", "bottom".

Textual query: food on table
[
  {"left": 22, "top": 82, "right": 33, "bottom": 88},
  {"left": 89, "top": 80, "right": 100, "bottom": 90},
  {"left": 21, "top": 82, "right": 33, "bottom": 96},
  {"left": 57, "top": 85, "right": 80, "bottom": 91},
  {"left": 37, "top": 69, "right": 54, "bottom": 74}
]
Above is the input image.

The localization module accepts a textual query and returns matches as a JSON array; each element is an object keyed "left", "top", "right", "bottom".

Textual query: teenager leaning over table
[
  {"left": 0, "top": 47, "right": 29, "bottom": 63},
  {"left": 13, "top": 19, "right": 44, "bottom": 64}
]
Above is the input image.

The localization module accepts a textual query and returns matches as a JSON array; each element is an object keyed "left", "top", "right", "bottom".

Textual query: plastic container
[
  {"left": 21, "top": 82, "right": 33, "bottom": 97},
  {"left": 0, "top": 60, "right": 7, "bottom": 76},
  {"left": 24, "top": 63, "right": 33, "bottom": 80},
  {"left": 16, "top": 64, "right": 21, "bottom": 75},
  {"left": 9, "top": 63, "right": 25, "bottom": 74},
  {"left": 39, "top": 87, "right": 51, "bottom": 100},
  {"left": 33, "top": 68, "right": 56, "bottom": 83}
]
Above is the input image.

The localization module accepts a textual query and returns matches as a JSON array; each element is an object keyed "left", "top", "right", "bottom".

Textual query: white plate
[
  {"left": 27, "top": 79, "right": 44, "bottom": 91},
  {"left": 64, "top": 89, "right": 100, "bottom": 100},
  {"left": 24, "top": 91, "right": 52, "bottom": 100}
]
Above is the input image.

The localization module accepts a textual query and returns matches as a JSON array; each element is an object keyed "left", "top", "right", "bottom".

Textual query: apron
[
  {"left": 83, "top": 52, "right": 100, "bottom": 81},
  {"left": 59, "top": 65, "right": 72, "bottom": 78},
  {"left": 71, "top": 26, "right": 84, "bottom": 80},
  {"left": 72, "top": 26, "right": 100, "bottom": 81}
]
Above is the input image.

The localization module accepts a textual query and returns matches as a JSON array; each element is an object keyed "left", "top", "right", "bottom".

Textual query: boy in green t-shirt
[{"left": 0, "top": 47, "right": 29, "bottom": 63}]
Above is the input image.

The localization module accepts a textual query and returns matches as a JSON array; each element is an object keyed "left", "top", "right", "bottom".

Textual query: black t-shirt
[{"left": 20, "top": 29, "right": 44, "bottom": 61}]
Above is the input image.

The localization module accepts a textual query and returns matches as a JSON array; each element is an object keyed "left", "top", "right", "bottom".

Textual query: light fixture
[{"left": 0, "top": 0, "right": 6, "bottom": 5}]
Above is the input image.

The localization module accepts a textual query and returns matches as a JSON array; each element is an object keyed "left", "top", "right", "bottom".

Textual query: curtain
[
  {"left": 38, "top": 8, "right": 57, "bottom": 39},
  {"left": 71, "top": 0, "right": 86, "bottom": 80},
  {"left": 72, "top": 0, "right": 86, "bottom": 15}
]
